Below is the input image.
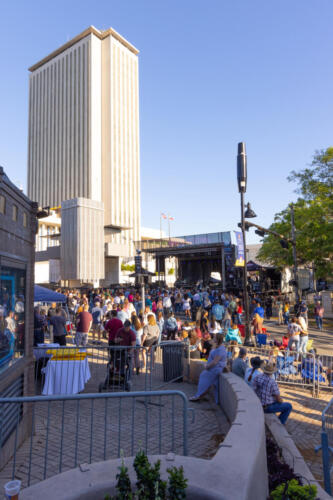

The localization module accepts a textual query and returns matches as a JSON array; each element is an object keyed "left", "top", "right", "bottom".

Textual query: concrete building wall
[
  {"left": 61, "top": 198, "right": 104, "bottom": 282},
  {"left": 28, "top": 36, "right": 91, "bottom": 207},
  {"left": 28, "top": 26, "right": 141, "bottom": 277},
  {"left": 101, "top": 34, "right": 141, "bottom": 253}
]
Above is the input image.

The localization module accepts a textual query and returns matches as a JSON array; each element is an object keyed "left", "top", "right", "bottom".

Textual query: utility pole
[{"left": 290, "top": 203, "right": 299, "bottom": 302}]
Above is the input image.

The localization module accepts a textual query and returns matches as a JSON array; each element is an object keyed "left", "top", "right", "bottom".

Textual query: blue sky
[{"left": 1, "top": 0, "right": 332, "bottom": 243}]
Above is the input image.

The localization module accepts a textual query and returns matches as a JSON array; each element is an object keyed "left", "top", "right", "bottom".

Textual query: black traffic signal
[
  {"left": 255, "top": 229, "right": 266, "bottom": 237},
  {"left": 135, "top": 255, "right": 142, "bottom": 274},
  {"left": 237, "top": 222, "right": 250, "bottom": 231}
]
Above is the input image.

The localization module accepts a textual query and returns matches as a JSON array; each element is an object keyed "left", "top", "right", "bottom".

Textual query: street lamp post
[
  {"left": 237, "top": 142, "right": 252, "bottom": 344},
  {"left": 290, "top": 203, "right": 299, "bottom": 302}
]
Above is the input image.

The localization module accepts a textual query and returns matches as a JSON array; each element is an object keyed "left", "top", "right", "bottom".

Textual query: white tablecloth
[
  {"left": 42, "top": 358, "right": 91, "bottom": 395},
  {"left": 34, "top": 343, "right": 60, "bottom": 361}
]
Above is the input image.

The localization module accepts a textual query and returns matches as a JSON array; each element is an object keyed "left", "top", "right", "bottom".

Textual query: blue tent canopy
[{"left": 34, "top": 285, "right": 67, "bottom": 303}]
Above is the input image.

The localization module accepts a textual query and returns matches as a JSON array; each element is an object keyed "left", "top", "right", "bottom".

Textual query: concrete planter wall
[{"left": 21, "top": 372, "right": 268, "bottom": 500}]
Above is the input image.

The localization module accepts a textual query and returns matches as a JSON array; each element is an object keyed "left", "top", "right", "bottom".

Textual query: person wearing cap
[
  {"left": 253, "top": 362, "right": 292, "bottom": 425},
  {"left": 231, "top": 347, "right": 248, "bottom": 378},
  {"left": 244, "top": 356, "right": 263, "bottom": 388}
]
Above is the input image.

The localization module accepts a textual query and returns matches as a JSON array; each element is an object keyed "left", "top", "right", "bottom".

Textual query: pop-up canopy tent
[{"left": 34, "top": 285, "right": 67, "bottom": 303}]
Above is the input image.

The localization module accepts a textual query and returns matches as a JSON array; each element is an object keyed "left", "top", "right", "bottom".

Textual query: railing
[
  {"left": 227, "top": 346, "right": 318, "bottom": 396},
  {"left": 149, "top": 342, "right": 190, "bottom": 391},
  {"left": 317, "top": 398, "right": 333, "bottom": 494},
  {"left": 315, "top": 353, "right": 333, "bottom": 395},
  {"left": 0, "top": 390, "right": 190, "bottom": 490},
  {"left": 33, "top": 343, "right": 189, "bottom": 396}
]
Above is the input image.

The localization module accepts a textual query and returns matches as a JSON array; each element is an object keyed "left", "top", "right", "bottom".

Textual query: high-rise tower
[{"left": 28, "top": 26, "right": 141, "bottom": 284}]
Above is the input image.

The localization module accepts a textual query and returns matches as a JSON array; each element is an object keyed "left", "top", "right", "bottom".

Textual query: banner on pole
[{"left": 234, "top": 231, "right": 245, "bottom": 267}]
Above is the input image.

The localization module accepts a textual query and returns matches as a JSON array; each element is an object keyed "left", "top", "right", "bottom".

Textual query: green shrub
[
  {"left": 106, "top": 451, "right": 187, "bottom": 499},
  {"left": 167, "top": 466, "right": 187, "bottom": 500},
  {"left": 270, "top": 479, "right": 317, "bottom": 500}
]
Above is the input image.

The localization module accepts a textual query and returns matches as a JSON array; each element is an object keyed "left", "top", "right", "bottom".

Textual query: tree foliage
[
  {"left": 258, "top": 148, "right": 333, "bottom": 279},
  {"left": 288, "top": 147, "right": 333, "bottom": 201}
]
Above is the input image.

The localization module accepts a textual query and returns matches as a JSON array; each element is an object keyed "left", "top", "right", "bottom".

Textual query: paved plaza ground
[
  {"left": 1, "top": 317, "right": 332, "bottom": 493},
  {"left": 0, "top": 357, "right": 229, "bottom": 492},
  {"left": 249, "top": 317, "right": 333, "bottom": 488},
  {"left": 281, "top": 387, "right": 331, "bottom": 488}
]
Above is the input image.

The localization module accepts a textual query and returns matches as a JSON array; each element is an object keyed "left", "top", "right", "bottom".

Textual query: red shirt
[
  {"left": 115, "top": 327, "right": 136, "bottom": 346},
  {"left": 77, "top": 311, "right": 92, "bottom": 333},
  {"left": 195, "top": 327, "right": 202, "bottom": 339},
  {"left": 105, "top": 318, "right": 123, "bottom": 341}
]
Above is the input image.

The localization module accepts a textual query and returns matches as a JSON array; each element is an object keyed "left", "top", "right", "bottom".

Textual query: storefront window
[{"left": 0, "top": 265, "right": 25, "bottom": 372}]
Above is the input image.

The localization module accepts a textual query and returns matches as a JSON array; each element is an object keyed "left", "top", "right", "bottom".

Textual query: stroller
[{"left": 98, "top": 347, "right": 132, "bottom": 392}]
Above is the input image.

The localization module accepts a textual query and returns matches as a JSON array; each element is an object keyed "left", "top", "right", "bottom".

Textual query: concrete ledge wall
[
  {"left": 266, "top": 414, "right": 331, "bottom": 500},
  {"left": 213, "top": 372, "right": 268, "bottom": 500},
  {"left": 21, "top": 373, "right": 268, "bottom": 500}
]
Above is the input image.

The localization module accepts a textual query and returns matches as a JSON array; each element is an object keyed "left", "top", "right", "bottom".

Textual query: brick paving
[
  {"left": 280, "top": 386, "right": 332, "bottom": 487},
  {"left": 2, "top": 320, "right": 332, "bottom": 492},
  {"left": 0, "top": 350, "right": 229, "bottom": 491},
  {"left": 261, "top": 319, "right": 333, "bottom": 356}
]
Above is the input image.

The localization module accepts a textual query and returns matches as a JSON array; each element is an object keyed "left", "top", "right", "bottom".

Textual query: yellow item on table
[
  {"left": 46, "top": 348, "right": 87, "bottom": 361},
  {"left": 46, "top": 348, "right": 80, "bottom": 356},
  {"left": 51, "top": 353, "right": 87, "bottom": 361}
]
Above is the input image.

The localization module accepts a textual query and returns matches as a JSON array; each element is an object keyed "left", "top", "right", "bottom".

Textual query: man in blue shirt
[
  {"left": 211, "top": 301, "right": 224, "bottom": 322},
  {"left": 253, "top": 302, "right": 265, "bottom": 319}
]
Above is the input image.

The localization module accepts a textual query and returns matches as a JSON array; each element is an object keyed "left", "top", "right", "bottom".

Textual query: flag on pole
[
  {"left": 161, "top": 213, "right": 167, "bottom": 219},
  {"left": 168, "top": 216, "right": 175, "bottom": 221}
]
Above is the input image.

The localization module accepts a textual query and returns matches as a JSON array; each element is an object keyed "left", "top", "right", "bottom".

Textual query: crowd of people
[
  {"left": 32, "top": 285, "right": 328, "bottom": 423},
  {"left": 190, "top": 344, "right": 292, "bottom": 425},
  {"left": 33, "top": 286, "right": 325, "bottom": 354}
]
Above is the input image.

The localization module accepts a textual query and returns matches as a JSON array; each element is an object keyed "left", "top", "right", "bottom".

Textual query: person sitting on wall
[
  {"left": 189, "top": 334, "right": 227, "bottom": 403},
  {"left": 244, "top": 356, "right": 263, "bottom": 388},
  {"left": 253, "top": 362, "right": 292, "bottom": 425},
  {"left": 231, "top": 347, "right": 248, "bottom": 378}
]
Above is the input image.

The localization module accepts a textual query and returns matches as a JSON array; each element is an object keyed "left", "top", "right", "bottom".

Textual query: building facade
[
  {"left": 27, "top": 26, "right": 141, "bottom": 285},
  {"left": 0, "top": 167, "right": 37, "bottom": 468}
]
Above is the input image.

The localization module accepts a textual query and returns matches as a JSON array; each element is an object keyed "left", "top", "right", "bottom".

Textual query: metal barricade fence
[
  {"left": 227, "top": 345, "right": 317, "bottom": 396},
  {"left": 33, "top": 343, "right": 189, "bottom": 396},
  {"left": 317, "top": 398, "right": 333, "bottom": 494},
  {"left": 0, "top": 390, "right": 189, "bottom": 490},
  {"left": 315, "top": 353, "right": 333, "bottom": 395},
  {"left": 148, "top": 342, "right": 190, "bottom": 391}
]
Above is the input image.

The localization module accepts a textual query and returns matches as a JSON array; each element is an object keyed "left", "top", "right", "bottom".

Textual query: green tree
[
  {"left": 288, "top": 147, "right": 333, "bottom": 200},
  {"left": 258, "top": 148, "right": 333, "bottom": 279}
]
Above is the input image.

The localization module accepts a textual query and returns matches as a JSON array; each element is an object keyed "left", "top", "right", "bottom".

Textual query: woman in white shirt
[
  {"left": 287, "top": 317, "right": 302, "bottom": 353},
  {"left": 132, "top": 315, "right": 143, "bottom": 374},
  {"left": 208, "top": 315, "right": 221, "bottom": 337},
  {"left": 182, "top": 295, "right": 192, "bottom": 319}
]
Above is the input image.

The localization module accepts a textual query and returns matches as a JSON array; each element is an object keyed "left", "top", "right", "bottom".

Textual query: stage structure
[{"left": 136, "top": 231, "right": 236, "bottom": 289}]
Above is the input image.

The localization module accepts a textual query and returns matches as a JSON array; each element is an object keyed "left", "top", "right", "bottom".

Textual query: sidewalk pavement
[
  {"left": 261, "top": 319, "right": 333, "bottom": 356},
  {"left": 281, "top": 386, "right": 332, "bottom": 487}
]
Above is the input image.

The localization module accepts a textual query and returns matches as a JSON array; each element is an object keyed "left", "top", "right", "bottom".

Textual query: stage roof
[{"left": 136, "top": 231, "right": 232, "bottom": 253}]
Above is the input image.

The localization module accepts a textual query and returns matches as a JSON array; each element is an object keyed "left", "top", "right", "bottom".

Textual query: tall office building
[{"left": 27, "top": 26, "right": 141, "bottom": 284}]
